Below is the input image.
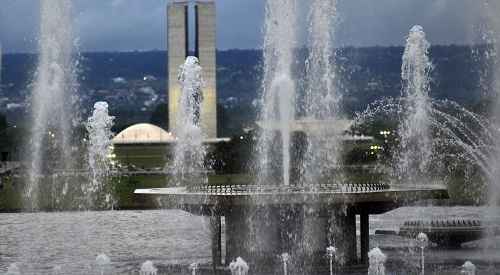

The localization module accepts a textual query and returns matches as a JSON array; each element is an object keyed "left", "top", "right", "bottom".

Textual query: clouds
[
  {"left": 0, "top": 0, "right": 495, "bottom": 53},
  {"left": 0, "top": 0, "right": 40, "bottom": 52},
  {"left": 335, "top": 0, "right": 488, "bottom": 47},
  {"left": 74, "top": 0, "right": 168, "bottom": 52},
  {"left": 111, "top": 0, "right": 126, "bottom": 8}
]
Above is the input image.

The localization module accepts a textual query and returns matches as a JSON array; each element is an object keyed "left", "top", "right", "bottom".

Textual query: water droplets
[
  {"left": 170, "top": 56, "right": 208, "bottom": 187},
  {"left": 26, "top": 0, "right": 79, "bottom": 210},
  {"left": 85, "top": 101, "right": 115, "bottom": 209},
  {"left": 139, "top": 260, "right": 157, "bottom": 275},
  {"left": 395, "top": 25, "right": 434, "bottom": 184}
]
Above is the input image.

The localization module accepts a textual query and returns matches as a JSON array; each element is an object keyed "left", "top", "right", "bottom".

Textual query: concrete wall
[
  {"left": 196, "top": 1, "right": 217, "bottom": 138},
  {"left": 167, "top": 2, "right": 188, "bottom": 135}
]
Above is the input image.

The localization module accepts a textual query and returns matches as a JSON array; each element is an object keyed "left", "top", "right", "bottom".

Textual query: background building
[
  {"left": 167, "top": 0, "right": 217, "bottom": 138},
  {"left": 112, "top": 123, "right": 174, "bottom": 169}
]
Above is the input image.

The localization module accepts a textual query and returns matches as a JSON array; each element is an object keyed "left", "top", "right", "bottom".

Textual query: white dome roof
[{"left": 112, "top": 123, "right": 174, "bottom": 144}]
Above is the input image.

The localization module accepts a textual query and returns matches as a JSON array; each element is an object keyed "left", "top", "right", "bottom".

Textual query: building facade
[{"left": 167, "top": 0, "right": 217, "bottom": 138}]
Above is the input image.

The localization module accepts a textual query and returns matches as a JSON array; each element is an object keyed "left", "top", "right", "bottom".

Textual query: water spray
[
  {"left": 228, "top": 257, "right": 249, "bottom": 275},
  {"left": 460, "top": 261, "right": 476, "bottom": 275},
  {"left": 280, "top": 253, "right": 290, "bottom": 275},
  {"left": 189, "top": 263, "right": 199, "bottom": 275},
  {"left": 95, "top": 253, "right": 111, "bottom": 275},
  {"left": 416, "top": 232, "right": 429, "bottom": 275},
  {"left": 326, "top": 246, "right": 336, "bottom": 275},
  {"left": 139, "top": 260, "right": 157, "bottom": 275},
  {"left": 368, "top": 247, "right": 387, "bottom": 275}
]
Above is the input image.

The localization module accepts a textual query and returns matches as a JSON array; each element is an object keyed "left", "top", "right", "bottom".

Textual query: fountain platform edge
[{"left": 134, "top": 183, "right": 448, "bottom": 211}]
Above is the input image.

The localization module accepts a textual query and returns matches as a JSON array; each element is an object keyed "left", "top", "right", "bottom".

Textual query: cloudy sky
[{"left": 0, "top": 0, "right": 493, "bottom": 53}]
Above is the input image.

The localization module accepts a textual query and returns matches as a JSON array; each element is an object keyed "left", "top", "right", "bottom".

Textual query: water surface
[{"left": 1, "top": 207, "right": 500, "bottom": 274}]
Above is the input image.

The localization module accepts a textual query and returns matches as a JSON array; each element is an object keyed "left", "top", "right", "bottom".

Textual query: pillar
[
  {"left": 344, "top": 211, "right": 357, "bottom": 264},
  {"left": 330, "top": 209, "right": 357, "bottom": 265},
  {"left": 210, "top": 216, "right": 222, "bottom": 268},
  {"left": 225, "top": 206, "right": 281, "bottom": 269},
  {"left": 360, "top": 213, "right": 370, "bottom": 265},
  {"left": 225, "top": 207, "right": 245, "bottom": 264},
  {"left": 167, "top": 1, "right": 188, "bottom": 132},
  {"left": 195, "top": 0, "right": 217, "bottom": 138}
]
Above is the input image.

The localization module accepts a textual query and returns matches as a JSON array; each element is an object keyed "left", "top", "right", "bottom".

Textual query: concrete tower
[
  {"left": 167, "top": 1, "right": 188, "bottom": 137},
  {"left": 167, "top": 0, "right": 217, "bottom": 138},
  {"left": 0, "top": 43, "right": 2, "bottom": 90}
]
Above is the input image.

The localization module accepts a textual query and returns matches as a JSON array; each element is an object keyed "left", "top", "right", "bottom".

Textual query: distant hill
[{"left": 0, "top": 45, "right": 493, "bottom": 136}]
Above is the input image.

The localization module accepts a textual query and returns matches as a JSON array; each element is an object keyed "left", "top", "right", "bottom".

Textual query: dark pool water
[{"left": 0, "top": 207, "right": 499, "bottom": 274}]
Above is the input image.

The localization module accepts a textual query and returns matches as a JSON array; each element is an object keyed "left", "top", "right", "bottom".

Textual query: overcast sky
[{"left": 0, "top": 0, "right": 493, "bottom": 53}]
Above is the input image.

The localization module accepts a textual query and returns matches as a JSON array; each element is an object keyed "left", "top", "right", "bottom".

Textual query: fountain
[
  {"left": 395, "top": 25, "right": 433, "bottom": 184},
  {"left": 170, "top": 56, "right": 208, "bottom": 187},
  {"left": 280, "top": 253, "right": 290, "bottom": 275},
  {"left": 416, "top": 232, "right": 429, "bottom": 275},
  {"left": 139, "top": 260, "right": 157, "bottom": 275},
  {"left": 189, "top": 262, "right": 199, "bottom": 275},
  {"left": 95, "top": 253, "right": 111, "bottom": 275},
  {"left": 256, "top": 0, "right": 297, "bottom": 187},
  {"left": 3, "top": 0, "right": 491, "bottom": 274},
  {"left": 482, "top": 0, "right": 500, "bottom": 251},
  {"left": 228, "top": 257, "right": 249, "bottom": 275},
  {"left": 303, "top": 0, "right": 342, "bottom": 187},
  {"left": 326, "top": 246, "right": 336, "bottom": 275},
  {"left": 26, "top": 0, "right": 79, "bottom": 210},
  {"left": 368, "top": 247, "right": 386, "bottom": 275},
  {"left": 5, "top": 263, "right": 20, "bottom": 275},
  {"left": 354, "top": 26, "right": 500, "bottom": 193},
  {"left": 86, "top": 102, "right": 115, "bottom": 209},
  {"left": 461, "top": 261, "right": 476, "bottom": 275},
  {"left": 135, "top": 3, "right": 448, "bottom": 275},
  {"left": 52, "top": 265, "right": 63, "bottom": 275}
]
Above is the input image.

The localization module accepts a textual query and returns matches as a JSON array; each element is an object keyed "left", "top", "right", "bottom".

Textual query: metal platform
[
  {"left": 134, "top": 183, "right": 448, "bottom": 209},
  {"left": 134, "top": 183, "right": 449, "bottom": 273},
  {"left": 400, "top": 219, "right": 497, "bottom": 247}
]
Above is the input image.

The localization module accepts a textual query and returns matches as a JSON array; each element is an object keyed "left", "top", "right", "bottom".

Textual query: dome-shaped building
[
  {"left": 113, "top": 123, "right": 175, "bottom": 145},
  {"left": 112, "top": 123, "right": 175, "bottom": 169}
]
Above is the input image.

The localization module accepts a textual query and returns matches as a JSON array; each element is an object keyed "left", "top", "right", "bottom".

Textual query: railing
[
  {"left": 402, "top": 220, "right": 482, "bottom": 228},
  {"left": 0, "top": 161, "right": 22, "bottom": 174},
  {"left": 188, "top": 182, "right": 390, "bottom": 194}
]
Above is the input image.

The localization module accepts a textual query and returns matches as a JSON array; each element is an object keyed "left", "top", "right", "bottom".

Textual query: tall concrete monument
[
  {"left": 168, "top": 0, "right": 217, "bottom": 138},
  {"left": 0, "top": 43, "right": 3, "bottom": 90}
]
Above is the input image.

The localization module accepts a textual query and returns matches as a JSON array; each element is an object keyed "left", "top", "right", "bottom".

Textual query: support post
[
  {"left": 210, "top": 215, "right": 222, "bottom": 269},
  {"left": 225, "top": 211, "right": 235, "bottom": 265},
  {"left": 360, "top": 212, "right": 369, "bottom": 265},
  {"left": 225, "top": 207, "right": 246, "bottom": 264},
  {"left": 345, "top": 211, "right": 357, "bottom": 264},
  {"left": 330, "top": 209, "right": 357, "bottom": 265}
]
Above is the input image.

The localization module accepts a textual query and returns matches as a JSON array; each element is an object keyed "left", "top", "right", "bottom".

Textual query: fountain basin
[{"left": 135, "top": 183, "right": 448, "bottom": 273}]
